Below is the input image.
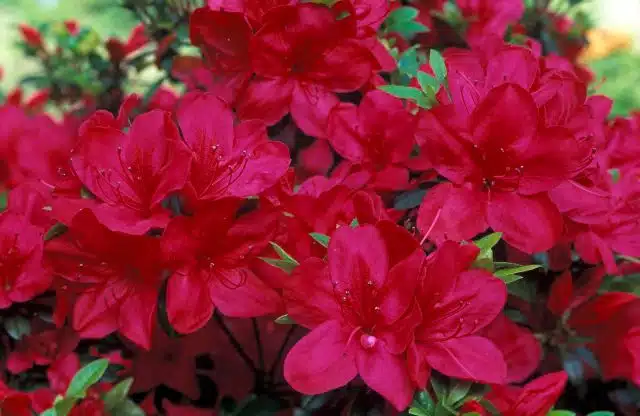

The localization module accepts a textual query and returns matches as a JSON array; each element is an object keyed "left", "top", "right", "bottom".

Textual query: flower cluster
[{"left": 0, "top": 0, "right": 638, "bottom": 415}]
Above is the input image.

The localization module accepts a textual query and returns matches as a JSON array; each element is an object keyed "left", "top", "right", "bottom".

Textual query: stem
[
  {"left": 619, "top": 255, "right": 640, "bottom": 265},
  {"left": 269, "top": 326, "right": 296, "bottom": 378},
  {"left": 252, "top": 318, "right": 265, "bottom": 372},
  {"left": 213, "top": 312, "right": 257, "bottom": 374}
]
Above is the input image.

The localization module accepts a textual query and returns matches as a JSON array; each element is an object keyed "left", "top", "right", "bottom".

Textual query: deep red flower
[
  {"left": 409, "top": 241, "right": 507, "bottom": 387},
  {"left": 0, "top": 211, "right": 49, "bottom": 308},
  {"left": 45, "top": 210, "right": 164, "bottom": 349},
  {"left": 456, "top": 0, "right": 524, "bottom": 47},
  {"left": 68, "top": 108, "right": 192, "bottom": 234},
  {"left": 284, "top": 222, "right": 423, "bottom": 410},
  {"left": 486, "top": 371, "right": 568, "bottom": 416},
  {"left": 0, "top": 381, "right": 33, "bottom": 416},
  {"left": 176, "top": 92, "right": 290, "bottom": 207},
  {"left": 161, "top": 201, "right": 281, "bottom": 334},
  {"left": 7, "top": 323, "right": 78, "bottom": 374},
  {"left": 416, "top": 44, "right": 595, "bottom": 253},
  {"left": 106, "top": 24, "right": 148, "bottom": 63},
  {"left": 327, "top": 90, "right": 419, "bottom": 191},
  {"left": 19, "top": 23, "right": 44, "bottom": 49},
  {"left": 236, "top": 3, "right": 380, "bottom": 137}
]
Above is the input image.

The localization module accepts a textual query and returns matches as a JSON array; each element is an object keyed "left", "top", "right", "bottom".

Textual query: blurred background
[{"left": 0, "top": 0, "right": 639, "bottom": 116}]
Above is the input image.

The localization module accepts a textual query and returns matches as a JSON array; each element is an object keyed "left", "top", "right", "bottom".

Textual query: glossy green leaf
[
  {"left": 417, "top": 71, "right": 440, "bottom": 93},
  {"left": 269, "top": 242, "right": 299, "bottom": 265},
  {"left": 5, "top": 316, "right": 31, "bottom": 340},
  {"left": 66, "top": 359, "right": 109, "bottom": 399},
  {"left": 429, "top": 49, "right": 447, "bottom": 82},
  {"left": 379, "top": 85, "right": 425, "bottom": 101},
  {"left": 274, "top": 314, "right": 295, "bottom": 325},
  {"left": 494, "top": 264, "right": 541, "bottom": 277},
  {"left": 103, "top": 378, "right": 133, "bottom": 410},
  {"left": 447, "top": 380, "right": 473, "bottom": 406},
  {"left": 474, "top": 233, "right": 502, "bottom": 252},
  {"left": 309, "top": 233, "right": 329, "bottom": 248}
]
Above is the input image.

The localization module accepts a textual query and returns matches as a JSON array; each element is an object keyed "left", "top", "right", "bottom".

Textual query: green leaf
[
  {"left": 434, "top": 402, "right": 457, "bottom": 416},
  {"left": 474, "top": 233, "right": 502, "bottom": 252},
  {"left": 447, "top": 380, "right": 473, "bottom": 406},
  {"left": 397, "top": 46, "right": 422, "bottom": 78},
  {"left": 608, "top": 168, "right": 621, "bottom": 183},
  {"left": 548, "top": 411, "right": 577, "bottom": 416},
  {"left": 103, "top": 377, "right": 133, "bottom": 410},
  {"left": 45, "top": 223, "right": 69, "bottom": 241},
  {"left": 54, "top": 396, "right": 78, "bottom": 416},
  {"left": 66, "top": 359, "right": 109, "bottom": 399},
  {"left": 508, "top": 278, "right": 537, "bottom": 302},
  {"left": 111, "top": 399, "right": 146, "bottom": 416},
  {"left": 5, "top": 316, "right": 31, "bottom": 340},
  {"left": 274, "top": 314, "right": 295, "bottom": 325},
  {"left": 497, "top": 274, "right": 524, "bottom": 284},
  {"left": 586, "top": 412, "right": 615, "bottom": 416},
  {"left": 309, "top": 233, "right": 330, "bottom": 248},
  {"left": 410, "top": 390, "right": 435, "bottom": 416},
  {"left": 350, "top": 218, "right": 359, "bottom": 227},
  {"left": 379, "top": 85, "right": 425, "bottom": 101},
  {"left": 429, "top": 49, "right": 447, "bottom": 82},
  {"left": 430, "top": 375, "right": 448, "bottom": 401},
  {"left": 409, "top": 408, "right": 431, "bottom": 416},
  {"left": 269, "top": 242, "right": 299, "bottom": 266},
  {"left": 386, "top": 6, "right": 419, "bottom": 24},
  {"left": 259, "top": 258, "right": 298, "bottom": 274},
  {"left": 394, "top": 189, "right": 427, "bottom": 210},
  {"left": 0, "top": 191, "right": 7, "bottom": 212},
  {"left": 417, "top": 71, "right": 440, "bottom": 93},
  {"left": 494, "top": 264, "right": 541, "bottom": 277}
]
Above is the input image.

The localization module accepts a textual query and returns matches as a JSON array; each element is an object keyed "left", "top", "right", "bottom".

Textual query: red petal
[
  {"left": 421, "top": 336, "right": 506, "bottom": 384},
  {"left": 167, "top": 270, "right": 215, "bottom": 334},
  {"left": 236, "top": 77, "right": 294, "bottom": 125},
  {"left": 291, "top": 82, "right": 339, "bottom": 139},
  {"left": 487, "top": 191, "right": 563, "bottom": 254},
  {"left": 209, "top": 269, "right": 281, "bottom": 317},
  {"left": 284, "top": 320, "right": 357, "bottom": 394},
  {"left": 356, "top": 344, "right": 414, "bottom": 411}
]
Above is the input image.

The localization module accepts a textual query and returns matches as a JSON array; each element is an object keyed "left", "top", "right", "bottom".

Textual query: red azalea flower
[
  {"left": 106, "top": 24, "right": 148, "bottom": 63},
  {"left": 68, "top": 108, "right": 192, "bottom": 234},
  {"left": 409, "top": 241, "right": 507, "bottom": 387},
  {"left": 7, "top": 323, "right": 78, "bottom": 374},
  {"left": 161, "top": 201, "right": 281, "bottom": 334},
  {"left": 486, "top": 371, "right": 568, "bottom": 416},
  {"left": 327, "top": 90, "right": 418, "bottom": 191},
  {"left": 416, "top": 43, "right": 595, "bottom": 253},
  {"left": 0, "top": 211, "right": 49, "bottom": 308},
  {"left": 236, "top": 3, "right": 380, "bottom": 137},
  {"left": 19, "top": 23, "right": 44, "bottom": 49},
  {"left": 130, "top": 322, "right": 216, "bottom": 398},
  {"left": 456, "top": 0, "right": 524, "bottom": 47},
  {"left": 0, "top": 381, "right": 33, "bottom": 416},
  {"left": 45, "top": 210, "right": 164, "bottom": 349},
  {"left": 176, "top": 92, "right": 290, "bottom": 206},
  {"left": 284, "top": 222, "right": 423, "bottom": 410}
]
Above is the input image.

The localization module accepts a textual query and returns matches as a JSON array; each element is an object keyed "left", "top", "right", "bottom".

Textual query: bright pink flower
[
  {"left": 237, "top": 3, "right": 380, "bottom": 137},
  {"left": 69, "top": 108, "right": 192, "bottom": 234},
  {"left": 284, "top": 222, "right": 423, "bottom": 410},
  {"left": 409, "top": 241, "right": 507, "bottom": 387},
  {"left": 486, "top": 371, "right": 568, "bottom": 416},
  {"left": 0, "top": 212, "right": 49, "bottom": 308},
  {"left": 176, "top": 92, "right": 290, "bottom": 207},
  {"left": 327, "top": 90, "right": 418, "bottom": 190},
  {"left": 45, "top": 210, "right": 164, "bottom": 349}
]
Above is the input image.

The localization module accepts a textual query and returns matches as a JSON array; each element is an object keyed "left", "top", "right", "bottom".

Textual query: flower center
[{"left": 360, "top": 334, "right": 377, "bottom": 350}]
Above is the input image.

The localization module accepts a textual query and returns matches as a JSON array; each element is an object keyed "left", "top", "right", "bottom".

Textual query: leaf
[
  {"left": 474, "top": 233, "right": 502, "bottom": 252},
  {"left": 410, "top": 390, "right": 435, "bottom": 416},
  {"left": 497, "top": 274, "right": 524, "bottom": 284},
  {"left": 103, "top": 377, "right": 133, "bottom": 410},
  {"left": 608, "top": 168, "right": 620, "bottom": 183},
  {"left": 5, "top": 316, "right": 31, "bottom": 340},
  {"left": 430, "top": 375, "right": 448, "bottom": 401},
  {"left": 379, "top": 85, "right": 425, "bottom": 101},
  {"left": 259, "top": 258, "right": 298, "bottom": 275},
  {"left": 66, "top": 359, "right": 109, "bottom": 399},
  {"left": 508, "top": 279, "right": 537, "bottom": 302},
  {"left": 586, "top": 412, "right": 615, "bottom": 416},
  {"left": 494, "top": 264, "right": 541, "bottom": 277},
  {"left": 394, "top": 189, "right": 427, "bottom": 210},
  {"left": 429, "top": 49, "right": 447, "bottom": 82},
  {"left": 447, "top": 380, "right": 473, "bottom": 406},
  {"left": 269, "top": 242, "right": 299, "bottom": 265},
  {"left": 350, "top": 218, "right": 359, "bottom": 227},
  {"left": 0, "top": 191, "right": 7, "bottom": 212},
  {"left": 417, "top": 71, "right": 440, "bottom": 93},
  {"left": 548, "top": 411, "right": 577, "bottom": 416},
  {"left": 53, "top": 396, "right": 78, "bottom": 416},
  {"left": 409, "top": 408, "right": 432, "bottom": 416},
  {"left": 398, "top": 46, "right": 422, "bottom": 78},
  {"left": 111, "top": 399, "right": 146, "bottom": 416},
  {"left": 274, "top": 314, "right": 295, "bottom": 325},
  {"left": 386, "top": 6, "right": 419, "bottom": 23},
  {"left": 45, "top": 223, "right": 69, "bottom": 241},
  {"left": 309, "top": 233, "right": 329, "bottom": 248}
]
